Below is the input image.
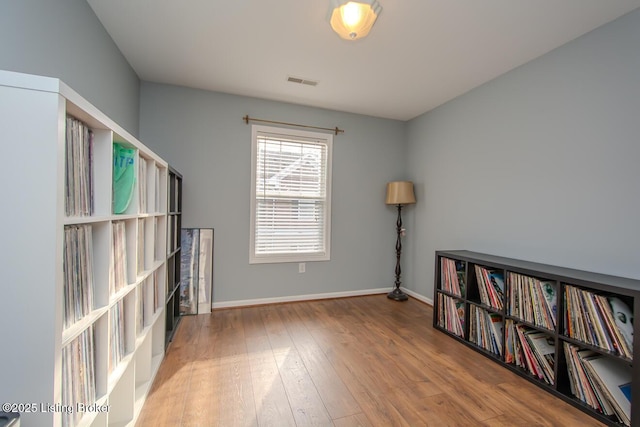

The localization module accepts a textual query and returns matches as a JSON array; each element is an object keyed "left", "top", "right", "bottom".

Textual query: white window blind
[{"left": 250, "top": 125, "right": 332, "bottom": 263}]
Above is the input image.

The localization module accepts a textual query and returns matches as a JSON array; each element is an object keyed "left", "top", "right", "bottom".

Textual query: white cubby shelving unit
[{"left": 0, "top": 70, "right": 168, "bottom": 427}]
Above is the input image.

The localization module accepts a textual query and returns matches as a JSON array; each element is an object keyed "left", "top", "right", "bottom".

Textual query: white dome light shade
[{"left": 328, "top": 0, "right": 382, "bottom": 41}]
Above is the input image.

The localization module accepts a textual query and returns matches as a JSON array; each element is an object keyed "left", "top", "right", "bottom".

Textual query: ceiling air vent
[{"left": 287, "top": 76, "right": 318, "bottom": 87}]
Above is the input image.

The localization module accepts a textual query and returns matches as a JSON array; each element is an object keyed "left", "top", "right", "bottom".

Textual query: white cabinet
[{"left": 0, "top": 70, "right": 168, "bottom": 427}]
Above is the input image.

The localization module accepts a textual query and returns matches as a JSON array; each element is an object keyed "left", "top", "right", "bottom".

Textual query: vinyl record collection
[
  {"left": 564, "top": 285, "right": 633, "bottom": 359},
  {"left": 154, "top": 270, "right": 160, "bottom": 311},
  {"left": 109, "top": 299, "right": 126, "bottom": 374},
  {"left": 63, "top": 224, "right": 94, "bottom": 329},
  {"left": 138, "top": 157, "right": 147, "bottom": 213},
  {"left": 469, "top": 305, "right": 503, "bottom": 356},
  {"left": 435, "top": 251, "right": 638, "bottom": 427},
  {"left": 440, "top": 257, "right": 465, "bottom": 297},
  {"left": 62, "top": 326, "right": 96, "bottom": 427},
  {"left": 65, "top": 116, "right": 93, "bottom": 217},
  {"left": 136, "top": 285, "right": 144, "bottom": 335},
  {"left": 475, "top": 265, "right": 504, "bottom": 310},
  {"left": 154, "top": 165, "right": 161, "bottom": 212},
  {"left": 438, "top": 293, "right": 465, "bottom": 338},
  {"left": 564, "top": 342, "right": 631, "bottom": 426},
  {"left": 110, "top": 221, "right": 128, "bottom": 295},
  {"left": 2, "top": 71, "right": 175, "bottom": 427},
  {"left": 507, "top": 272, "right": 557, "bottom": 330},
  {"left": 505, "top": 319, "right": 555, "bottom": 385},
  {"left": 137, "top": 218, "right": 145, "bottom": 274}
]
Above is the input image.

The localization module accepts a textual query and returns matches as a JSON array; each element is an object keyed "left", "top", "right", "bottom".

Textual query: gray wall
[
  {"left": 139, "top": 83, "right": 407, "bottom": 303},
  {"left": 405, "top": 8, "right": 640, "bottom": 300},
  {"left": 0, "top": 0, "right": 140, "bottom": 136},
  {"left": 4, "top": 0, "right": 638, "bottom": 304}
]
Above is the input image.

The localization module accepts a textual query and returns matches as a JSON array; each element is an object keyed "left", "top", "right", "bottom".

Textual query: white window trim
[{"left": 249, "top": 124, "right": 332, "bottom": 264}]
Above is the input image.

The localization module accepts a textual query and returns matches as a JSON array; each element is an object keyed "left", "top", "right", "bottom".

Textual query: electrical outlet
[{"left": 299, "top": 263, "right": 306, "bottom": 273}]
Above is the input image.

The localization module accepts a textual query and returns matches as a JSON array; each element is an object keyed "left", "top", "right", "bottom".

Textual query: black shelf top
[
  {"left": 168, "top": 166, "right": 183, "bottom": 179},
  {"left": 437, "top": 250, "right": 640, "bottom": 295}
]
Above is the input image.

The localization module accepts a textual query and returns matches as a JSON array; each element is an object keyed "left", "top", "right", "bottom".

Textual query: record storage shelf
[
  {"left": 433, "top": 250, "right": 640, "bottom": 427},
  {"left": 165, "top": 166, "right": 183, "bottom": 347},
  {"left": 0, "top": 70, "right": 169, "bottom": 427}
]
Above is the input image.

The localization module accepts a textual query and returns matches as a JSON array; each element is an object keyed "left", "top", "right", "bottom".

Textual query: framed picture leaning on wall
[{"left": 180, "top": 228, "right": 214, "bottom": 315}]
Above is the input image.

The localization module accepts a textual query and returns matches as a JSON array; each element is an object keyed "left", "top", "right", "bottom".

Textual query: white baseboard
[
  {"left": 210, "top": 287, "right": 434, "bottom": 309},
  {"left": 401, "top": 287, "right": 433, "bottom": 306},
  {"left": 212, "top": 287, "right": 390, "bottom": 309}
]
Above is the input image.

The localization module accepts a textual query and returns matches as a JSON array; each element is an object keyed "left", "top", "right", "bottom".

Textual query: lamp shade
[
  {"left": 385, "top": 181, "right": 416, "bottom": 205},
  {"left": 328, "top": 0, "right": 382, "bottom": 41}
]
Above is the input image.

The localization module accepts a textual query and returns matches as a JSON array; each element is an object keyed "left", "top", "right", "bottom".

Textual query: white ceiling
[{"left": 87, "top": 0, "right": 640, "bottom": 121}]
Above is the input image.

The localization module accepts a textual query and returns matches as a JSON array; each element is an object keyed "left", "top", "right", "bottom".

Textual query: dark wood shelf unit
[
  {"left": 165, "top": 166, "right": 183, "bottom": 348},
  {"left": 433, "top": 250, "right": 639, "bottom": 427}
]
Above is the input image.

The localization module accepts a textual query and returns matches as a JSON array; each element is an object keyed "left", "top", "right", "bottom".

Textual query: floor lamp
[{"left": 385, "top": 181, "right": 416, "bottom": 301}]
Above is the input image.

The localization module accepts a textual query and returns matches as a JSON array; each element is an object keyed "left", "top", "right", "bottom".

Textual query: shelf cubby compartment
[
  {"left": 470, "top": 263, "right": 506, "bottom": 311},
  {"left": 153, "top": 266, "right": 165, "bottom": 313},
  {"left": 88, "top": 128, "right": 114, "bottom": 219},
  {"left": 155, "top": 165, "right": 168, "bottom": 215},
  {"left": 469, "top": 303, "right": 503, "bottom": 358},
  {"left": 108, "top": 299, "right": 127, "bottom": 378},
  {"left": 137, "top": 154, "right": 154, "bottom": 215},
  {"left": 561, "top": 338, "right": 632, "bottom": 426},
  {"left": 108, "top": 361, "right": 135, "bottom": 426},
  {"left": 61, "top": 325, "right": 97, "bottom": 427},
  {"left": 436, "top": 292, "right": 466, "bottom": 338},
  {"left": 112, "top": 139, "right": 139, "bottom": 217},
  {"left": 63, "top": 222, "right": 112, "bottom": 332},
  {"left": 439, "top": 257, "right": 466, "bottom": 298},
  {"left": 135, "top": 275, "right": 155, "bottom": 338},
  {"left": 154, "top": 215, "right": 167, "bottom": 262},
  {"left": 152, "top": 309, "right": 166, "bottom": 362},
  {"left": 507, "top": 271, "right": 558, "bottom": 332},
  {"left": 91, "top": 221, "right": 112, "bottom": 311},
  {"left": 64, "top": 116, "right": 94, "bottom": 219},
  {"left": 563, "top": 284, "right": 633, "bottom": 360},
  {"left": 134, "top": 333, "right": 154, "bottom": 421},
  {"left": 136, "top": 218, "right": 146, "bottom": 277},
  {"left": 144, "top": 217, "right": 156, "bottom": 271},
  {"left": 504, "top": 319, "right": 556, "bottom": 386}
]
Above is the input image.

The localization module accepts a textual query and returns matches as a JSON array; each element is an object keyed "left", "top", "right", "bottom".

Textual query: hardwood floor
[{"left": 136, "top": 295, "right": 605, "bottom": 426}]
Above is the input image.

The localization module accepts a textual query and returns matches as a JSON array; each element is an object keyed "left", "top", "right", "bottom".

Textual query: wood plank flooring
[{"left": 136, "top": 295, "right": 605, "bottom": 426}]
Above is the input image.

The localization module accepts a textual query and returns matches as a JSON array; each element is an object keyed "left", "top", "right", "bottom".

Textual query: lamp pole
[{"left": 388, "top": 203, "right": 409, "bottom": 301}]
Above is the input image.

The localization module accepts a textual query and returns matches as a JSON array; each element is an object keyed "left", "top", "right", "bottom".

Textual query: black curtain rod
[{"left": 243, "top": 115, "right": 344, "bottom": 136}]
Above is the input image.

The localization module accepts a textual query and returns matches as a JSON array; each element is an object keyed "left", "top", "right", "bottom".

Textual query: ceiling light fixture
[{"left": 328, "top": 0, "right": 382, "bottom": 41}]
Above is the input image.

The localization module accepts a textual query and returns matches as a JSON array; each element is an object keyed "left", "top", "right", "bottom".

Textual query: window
[{"left": 250, "top": 125, "right": 332, "bottom": 263}]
